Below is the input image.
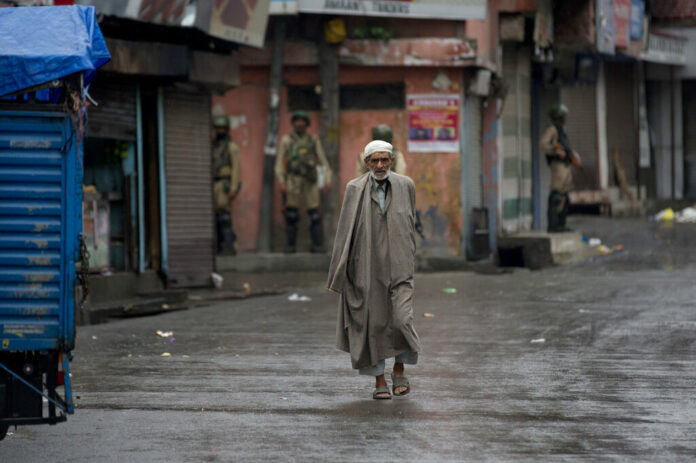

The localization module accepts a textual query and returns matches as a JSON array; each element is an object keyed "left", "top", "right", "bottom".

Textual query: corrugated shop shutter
[
  {"left": 605, "top": 62, "right": 636, "bottom": 186},
  {"left": 87, "top": 78, "right": 137, "bottom": 141},
  {"left": 163, "top": 89, "right": 214, "bottom": 287},
  {"left": 561, "top": 85, "right": 598, "bottom": 190},
  {"left": 683, "top": 81, "right": 696, "bottom": 198},
  {"left": 0, "top": 110, "right": 79, "bottom": 350}
]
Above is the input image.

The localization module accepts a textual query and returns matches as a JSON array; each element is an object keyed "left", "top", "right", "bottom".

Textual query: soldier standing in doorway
[
  {"left": 212, "top": 115, "right": 241, "bottom": 255},
  {"left": 540, "top": 104, "right": 582, "bottom": 232},
  {"left": 275, "top": 110, "right": 333, "bottom": 253}
]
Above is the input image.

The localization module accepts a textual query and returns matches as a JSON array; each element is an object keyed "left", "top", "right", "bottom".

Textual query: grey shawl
[{"left": 327, "top": 172, "right": 421, "bottom": 369}]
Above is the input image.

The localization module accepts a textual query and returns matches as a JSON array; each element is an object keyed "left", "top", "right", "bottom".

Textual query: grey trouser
[{"left": 358, "top": 351, "right": 418, "bottom": 376}]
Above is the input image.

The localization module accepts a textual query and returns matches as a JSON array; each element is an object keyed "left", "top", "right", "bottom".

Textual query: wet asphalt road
[{"left": 2, "top": 223, "right": 696, "bottom": 461}]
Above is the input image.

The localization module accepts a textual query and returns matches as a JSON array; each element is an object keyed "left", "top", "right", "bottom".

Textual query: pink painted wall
[{"left": 215, "top": 65, "right": 464, "bottom": 255}]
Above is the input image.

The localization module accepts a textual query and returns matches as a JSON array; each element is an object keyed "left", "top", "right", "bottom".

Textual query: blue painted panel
[
  {"left": 0, "top": 133, "right": 64, "bottom": 150},
  {"left": 0, "top": 218, "right": 61, "bottom": 232},
  {"left": 0, "top": 338, "right": 58, "bottom": 351},
  {"left": 0, "top": 251, "right": 61, "bottom": 267},
  {"left": 0, "top": 116, "right": 64, "bottom": 133},
  {"left": 0, "top": 233, "right": 61, "bottom": 249},
  {"left": 0, "top": 166, "right": 62, "bottom": 182},
  {"left": 0, "top": 283, "right": 60, "bottom": 300},
  {"left": 0, "top": 109, "right": 80, "bottom": 353},
  {"left": 0, "top": 317, "right": 59, "bottom": 338},
  {"left": 0, "top": 300, "right": 59, "bottom": 317},
  {"left": 0, "top": 268, "right": 60, "bottom": 283},
  {"left": 0, "top": 199, "right": 62, "bottom": 216},
  {"left": 0, "top": 150, "right": 62, "bottom": 166},
  {"left": 0, "top": 185, "right": 62, "bottom": 200}
]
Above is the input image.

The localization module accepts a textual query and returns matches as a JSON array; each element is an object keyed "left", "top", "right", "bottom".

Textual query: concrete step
[{"left": 497, "top": 231, "right": 587, "bottom": 269}]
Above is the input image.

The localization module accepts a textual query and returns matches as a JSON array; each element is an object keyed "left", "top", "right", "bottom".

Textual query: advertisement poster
[
  {"left": 614, "top": 0, "right": 630, "bottom": 48},
  {"left": 407, "top": 94, "right": 459, "bottom": 153}
]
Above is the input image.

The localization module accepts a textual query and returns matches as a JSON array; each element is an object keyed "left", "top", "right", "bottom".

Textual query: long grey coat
[{"left": 327, "top": 173, "right": 421, "bottom": 370}]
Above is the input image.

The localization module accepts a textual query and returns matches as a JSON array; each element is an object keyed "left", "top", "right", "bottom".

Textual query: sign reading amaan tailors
[{"left": 298, "top": 0, "right": 486, "bottom": 20}]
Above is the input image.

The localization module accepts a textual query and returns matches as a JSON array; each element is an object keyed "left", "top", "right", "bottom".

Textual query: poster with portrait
[{"left": 407, "top": 94, "right": 460, "bottom": 153}]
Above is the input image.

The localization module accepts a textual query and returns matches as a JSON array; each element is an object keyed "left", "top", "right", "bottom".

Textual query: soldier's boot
[
  {"left": 559, "top": 193, "right": 571, "bottom": 231},
  {"left": 308, "top": 208, "right": 325, "bottom": 254},
  {"left": 284, "top": 208, "right": 299, "bottom": 254},
  {"left": 216, "top": 211, "right": 236, "bottom": 256},
  {"left": 547, "top": 191, "right": 564, "bottom": 233}
]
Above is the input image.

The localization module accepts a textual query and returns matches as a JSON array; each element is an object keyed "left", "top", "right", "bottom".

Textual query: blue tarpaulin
[{"left": 0, "top": 5, "right": 111, "bottom": 97}]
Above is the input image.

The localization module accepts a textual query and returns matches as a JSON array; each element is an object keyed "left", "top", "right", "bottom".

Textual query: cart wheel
[{"left": 0, "top": 424, "right": 8, "bottom": 441}]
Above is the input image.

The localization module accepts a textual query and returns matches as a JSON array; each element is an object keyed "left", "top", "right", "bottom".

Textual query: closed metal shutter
[
  {"left": 684, "top": 81, "right": 696, "bottom": 198},
  {"left": 163, "top": 89, "right": 214, "bottom": 287},
  {"left": 87, "top": 78, "right": 137, "bottom": 141},
  {"left": 605, "top": 62, "right": 637, "bottom": 186},
  {"left": 561, "top": 85, "right": 598, "bottom": 190}
]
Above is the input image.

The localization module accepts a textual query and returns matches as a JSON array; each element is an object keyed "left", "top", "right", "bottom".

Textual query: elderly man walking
[{"left": 327, "top": 140, "right": 421, "bottom": 400}]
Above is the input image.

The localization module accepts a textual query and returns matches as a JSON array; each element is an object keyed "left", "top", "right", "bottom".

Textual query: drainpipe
[
  {"left": 157, "top": 87, "right": 168, "bottom": 275},
  {"left": 135, "top": 84, "right": 145, "bottom": 274}
]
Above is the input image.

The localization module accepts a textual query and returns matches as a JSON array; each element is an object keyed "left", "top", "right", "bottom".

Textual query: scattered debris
[
  {"left": 442, "top": 288, "right": 457, "bottom": 294},
  {"left": 653, "top": 208, "right": 675, "bottom": 222},
  {"left": 288, "top": 293, "right": 312, "bottom": 302},
  {"left": 588, "top": 238, "right": 602, "bottom": 247},
  {"left": 243, "top": 282, "right": 251, "bottom": 294},
  {"left": 530, "top": 338, "right": 545, "bottom": 343},
  {"left": 188, "top": 295, "right": 203, "bottom": 301},
  {"left": 676, "top": 206, "right": 696, "bottom": 223},
  {"left": 156, "top": 330, "right": 174, "bottom": 338},
  {"left": 211, "top": 272, "right": 224, "bottom": 289},
  {"left": 161, "top": 304, "right": 170, "bottom": 310},
  {"left": 423, "top": 312, "right": 435, "bottom": 318},
  {"left": 160, "top": 352, "right": 172, "bottom": 358},
  {"left": 170, "top": 337, "right": 176, "bottom": 344},
  {"left": 91, "top": 336, "right": 97, "bottom": 340}
]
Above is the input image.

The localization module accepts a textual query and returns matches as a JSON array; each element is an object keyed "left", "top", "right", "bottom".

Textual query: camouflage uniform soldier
[
  {"left": 212, "top": 116, "right": 241, "bottom": 255},
  {"left": 355, "top": 124, "right": 407, "bottom": 177},
  {"left": 540, "top": 104, "right": 582, "bottom": 232},
  {"left": 274, "top": 110, "right": 333, "bottom": 253}
]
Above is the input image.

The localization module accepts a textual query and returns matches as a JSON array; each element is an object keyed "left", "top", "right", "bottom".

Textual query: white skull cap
[{"left": 362, "top": 140, "right": 393, "bottom": 161}]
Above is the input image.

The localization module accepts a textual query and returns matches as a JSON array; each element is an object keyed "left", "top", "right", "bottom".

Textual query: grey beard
[{"left": 370, "top": 169, "right": 391, "bottom": 181}]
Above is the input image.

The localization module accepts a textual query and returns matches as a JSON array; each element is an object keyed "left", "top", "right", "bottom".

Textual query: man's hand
[{"left": 554, "top": 143, "right": 567, "bottom": 158}]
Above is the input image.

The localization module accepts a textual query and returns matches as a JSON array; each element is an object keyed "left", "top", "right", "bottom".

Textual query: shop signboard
[
  {"left": 630, "top": 0, "right": 644, "bottom": 41},
  {"left": 297, "top": 0, "right": 486, "bottom": 20},
  {"left": 407, "top": 93, "right": 460, "bottom": 153}
]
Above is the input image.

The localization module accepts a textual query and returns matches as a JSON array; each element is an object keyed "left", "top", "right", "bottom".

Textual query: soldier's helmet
[
  {"left": 372, "top": 124, "right": 393, "bottom": 144},
  {"left": 291, "top": 110, "right": 311, "bottom": 126},
  {"left": 213, "top": 115, "right": 230, "bottom": 128},
  {"left": 549, "top": 104, "right": 569, "bottom": 122}
]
